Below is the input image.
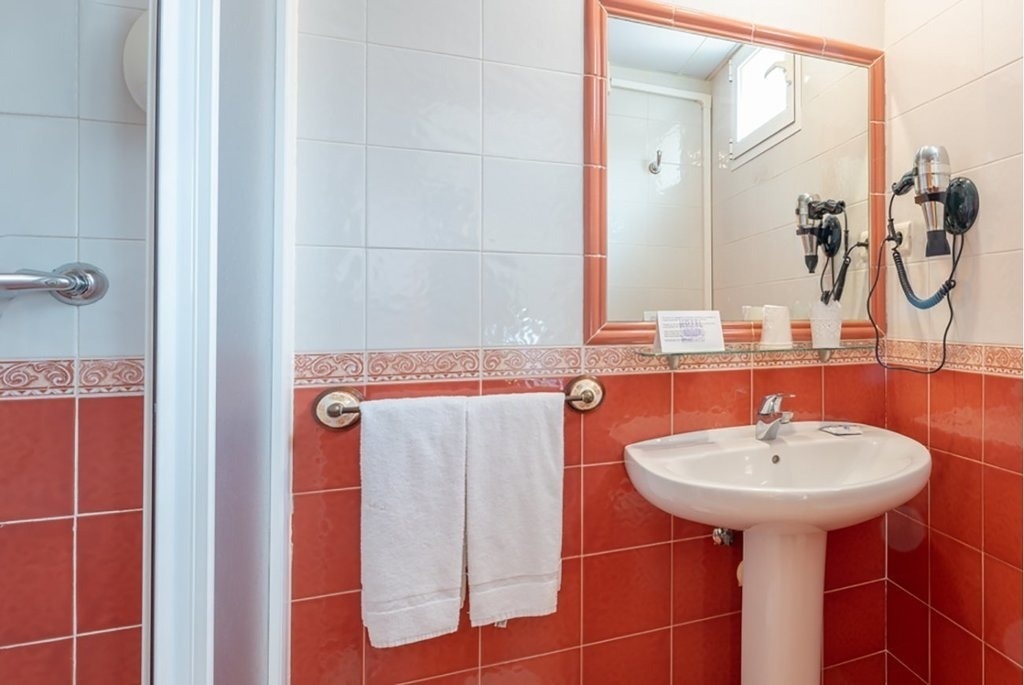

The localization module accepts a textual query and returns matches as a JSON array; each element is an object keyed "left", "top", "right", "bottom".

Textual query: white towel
[
  {"left": 466, "top": 392, "right": 564, "bottom": 626},
  {"left": 359, "top": 396, "right": 468, "bottom": 648}
]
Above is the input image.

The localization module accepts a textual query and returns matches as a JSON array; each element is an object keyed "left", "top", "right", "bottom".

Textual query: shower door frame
[
  {"left": 605, "top": 78, "right": 713, "bottom": 312},
  {"left": 151, "top": 0, "right": 221, "bottom": 681},
  {"left": 152, "top": 0, "right": 296, "bottom": 682}
]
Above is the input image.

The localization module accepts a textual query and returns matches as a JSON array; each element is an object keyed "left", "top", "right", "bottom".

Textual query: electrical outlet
[
  {"left": 893, "top": 221, "right": 912, "bottom": 252},
  {"left": 854, "top": 231, "right": 870, "bottom": 264}
]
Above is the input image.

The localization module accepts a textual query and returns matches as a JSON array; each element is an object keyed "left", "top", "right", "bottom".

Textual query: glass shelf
[{"left": 636, "top": 341, "right": 877, "bottom": 369}]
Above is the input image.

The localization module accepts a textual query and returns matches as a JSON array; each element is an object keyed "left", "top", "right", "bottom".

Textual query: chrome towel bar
[
  {"left": 314, "top": 374, "right": 606, "bottom": 429},
  {"left": 0, "top": 262, "right": 109, "bottom": 306}
]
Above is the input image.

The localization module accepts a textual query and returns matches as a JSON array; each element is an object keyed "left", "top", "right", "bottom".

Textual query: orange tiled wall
[
  {"left": 0, "top": 396, "right": 144, "bottom": 683},
  {"left": 291, "top": 363, "right": 891, "bottom": 684},
  {"left": 885, "top": 370, "right": 1023, "bottom": 683}
]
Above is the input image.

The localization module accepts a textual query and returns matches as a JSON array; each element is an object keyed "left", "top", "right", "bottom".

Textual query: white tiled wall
[
  {"left": 0, "top": 0, "right": 148, "bottom": 360},
  {"left": 294, "top": 0, "right": 899, "bottom": 353},
  {"left": 295, "top": 0, "right": 584, "bottom": 351},
  {"left": 366, "top": 148, "right": 481, "bottom": 250},
  {"left": 884, "top": 0, "right": 1023, "bottom": 345}
]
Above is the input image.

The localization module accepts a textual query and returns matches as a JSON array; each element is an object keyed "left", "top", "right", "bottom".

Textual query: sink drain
[{"left": 771, "top": 454, "right": 781, "bottom": 464}]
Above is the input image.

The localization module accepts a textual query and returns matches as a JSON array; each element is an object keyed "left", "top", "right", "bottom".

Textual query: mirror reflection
[{"left": 605, "top": 18, "right": 870, "bottom": 323}]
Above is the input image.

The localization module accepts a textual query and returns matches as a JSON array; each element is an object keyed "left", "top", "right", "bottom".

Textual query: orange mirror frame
[{"left": 583, "top": 0, "right": 886, "bottom": 345}]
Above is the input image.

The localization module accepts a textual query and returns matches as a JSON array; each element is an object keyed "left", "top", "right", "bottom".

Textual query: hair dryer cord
[{"left": 890, "top": 249, "right": 956, "bottom": 309}]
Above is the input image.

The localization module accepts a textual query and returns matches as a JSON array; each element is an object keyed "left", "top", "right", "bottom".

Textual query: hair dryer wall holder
[{"left": 885, "top": 144, "right": 979, "bottom": 311}]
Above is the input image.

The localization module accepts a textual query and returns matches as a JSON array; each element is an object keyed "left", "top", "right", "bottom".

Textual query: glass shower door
[{"left": 0, "top": 2, "right": 152, "bottom": 682}]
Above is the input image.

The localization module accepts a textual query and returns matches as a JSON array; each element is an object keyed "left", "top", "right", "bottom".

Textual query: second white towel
[{"left": 466, "top": 392, "right": 565, "bottom": 627}]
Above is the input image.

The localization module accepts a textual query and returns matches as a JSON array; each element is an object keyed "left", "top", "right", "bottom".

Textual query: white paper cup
[{"left": 760, "top": 305, "right": 793, "bottom": 349}]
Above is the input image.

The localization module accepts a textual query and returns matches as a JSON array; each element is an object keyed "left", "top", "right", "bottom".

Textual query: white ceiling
[{"left": 607, "top": 17, "right": 738, "bottom": 80}]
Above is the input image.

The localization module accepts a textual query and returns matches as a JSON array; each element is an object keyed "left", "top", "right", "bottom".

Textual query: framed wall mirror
[{"left": 583, "top": 0, "right": 886, "bottom": 344}]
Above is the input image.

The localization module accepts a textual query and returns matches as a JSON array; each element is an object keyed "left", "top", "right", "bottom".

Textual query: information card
[{"left": 654, "top": 310, "right": 725, "bottom": 353}]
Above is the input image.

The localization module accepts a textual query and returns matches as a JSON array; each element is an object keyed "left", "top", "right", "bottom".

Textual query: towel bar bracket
[
  {"left": 314, "top": 387, "right": 364, "bottom": 429},
  {"left": 313, "top": 375, "right": 606, "bottom": 430},
  {"left": 564, "top": 375, "right": 604, "bottom": 413}
]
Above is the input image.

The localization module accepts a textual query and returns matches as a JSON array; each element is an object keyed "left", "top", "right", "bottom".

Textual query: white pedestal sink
[{"left": 625, "top": 422, "right": 930, "bottom": 685}]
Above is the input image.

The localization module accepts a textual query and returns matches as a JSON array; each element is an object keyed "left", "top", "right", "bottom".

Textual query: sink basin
[
  {"left": 625, "top": 421, "right": 930, "bottom": 531},
  {"left": 625, "top": 422, "right": 930, "bottom": 685}
]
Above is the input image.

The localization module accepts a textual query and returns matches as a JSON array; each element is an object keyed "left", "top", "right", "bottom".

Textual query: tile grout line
[
  {"left": 0, "top": 507, "right": 152, "bottom": 528},
  {"left": 0, "top": 634, "right": 73, "bottom": 651},
  {"left": 293, "top": 485, "right": 361, "bottom": 497},
  {"left": 574, "top": 355, "right": 586, "bottom": 667},
  {"left": 823, "top": 648, "right": 887, "bottom": 671},
  {"left": 476, "top": 29, "right": 484, "bottom": 360},
  {"left": 578, "top": 408, "right": 585, "bottom": 682},
  {"left": 361, "top": 21, "right": 369, "bottom": 365},
  {"left": 72, "top": 359, "right": 80, "bottom": 684},
  {"left": 925, "top": 369, "right": 933, "bottom": 682},
  {"left": 887, "top": 650, "right": 928, "bottom": 683},
  {"left": 291, "top": 588, "right": 361, "bottom": 604},
  {"left": 668, "top": 372, "right": 675, "bottom": 684},
  {"left": 0, "top": 622, "right": 146, "bottom": 654},
  {"left": 78, "top": 623, "right": 144, "bottom": 639},
  {"left": 823, "top": 577, "right": 887, "bottom": 595},
  {"left": 581, "top": 624, "right": 673, "bottom": 650},
  {"left": 884, "top": 365, "right": 890, "bottom": 615},
  {"left": 980, "top": 371, "right": 987, "bottom": 685},
  {"left": 476, "top": 621, "right": 482, "bottom": 683}
]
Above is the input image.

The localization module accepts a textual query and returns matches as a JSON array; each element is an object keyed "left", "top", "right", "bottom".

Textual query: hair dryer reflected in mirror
[
  {"left": 794, "top": 193, "right": 863, "bottom": 304},
  {"left": 795, "top": 193, "right": 846, "bottom": 274}
]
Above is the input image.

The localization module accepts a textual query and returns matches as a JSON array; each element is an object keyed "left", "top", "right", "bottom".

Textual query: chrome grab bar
[
  {"left": 0, "top": 271, "right": 79, "bottom": 291},
  {"left": 0, "top": 263, "right": 109, "bottom": 306}
]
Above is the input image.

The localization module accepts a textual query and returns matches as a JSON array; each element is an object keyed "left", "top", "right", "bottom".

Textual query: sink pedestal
[{"left": 741, "top": 523, "right": 827, "bottom": 685}]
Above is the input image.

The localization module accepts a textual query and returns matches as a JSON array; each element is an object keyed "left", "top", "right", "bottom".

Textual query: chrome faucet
[{"left": 755, "top": 393, "right": 795, "bottom": 441}]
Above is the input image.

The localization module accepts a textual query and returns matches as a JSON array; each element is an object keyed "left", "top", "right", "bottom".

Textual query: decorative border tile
[
  {"left": 295, "top": 353, "right": 365, "bottom": 386},
  {"left": 882, "top": 339, "right": 1023, "bottom": 377},
  {"left": 674, "top": 350, "right": 755, "bottom": 371},
  {"left": 752, "top": 348, "right": 822, "bottom": 368},
  {"left": 582, "top": 344, "right": 762, "bottom": 374},
  {"left": 827, "top": 345, "right": 878, "bottom": 365},
  {"left": 583, "top": 346, "right": 670, "bottom": 374},
  {"left": 883, "top": 339, "right": 931, "bottom": 369},
  {"left": 78, "top": 358, "right": 146, "bottom": 395},
  {"left": 984, "top": 345, "right": 1023, "bottom": 377},
  {"left": 938, "top": 343, "right": 986, "bottom": 374},
  {"left": 366, "top": 350, "right": 480, "bottom": 383},
  {"left": 0, "top": 360, "right": 75, "bottom": 398},
  {"left": 14, "top": 339, "right": 1019, "bottom": 398},
  {"left": 481, "top": 348, "right": 583, "bottom": 378}
]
